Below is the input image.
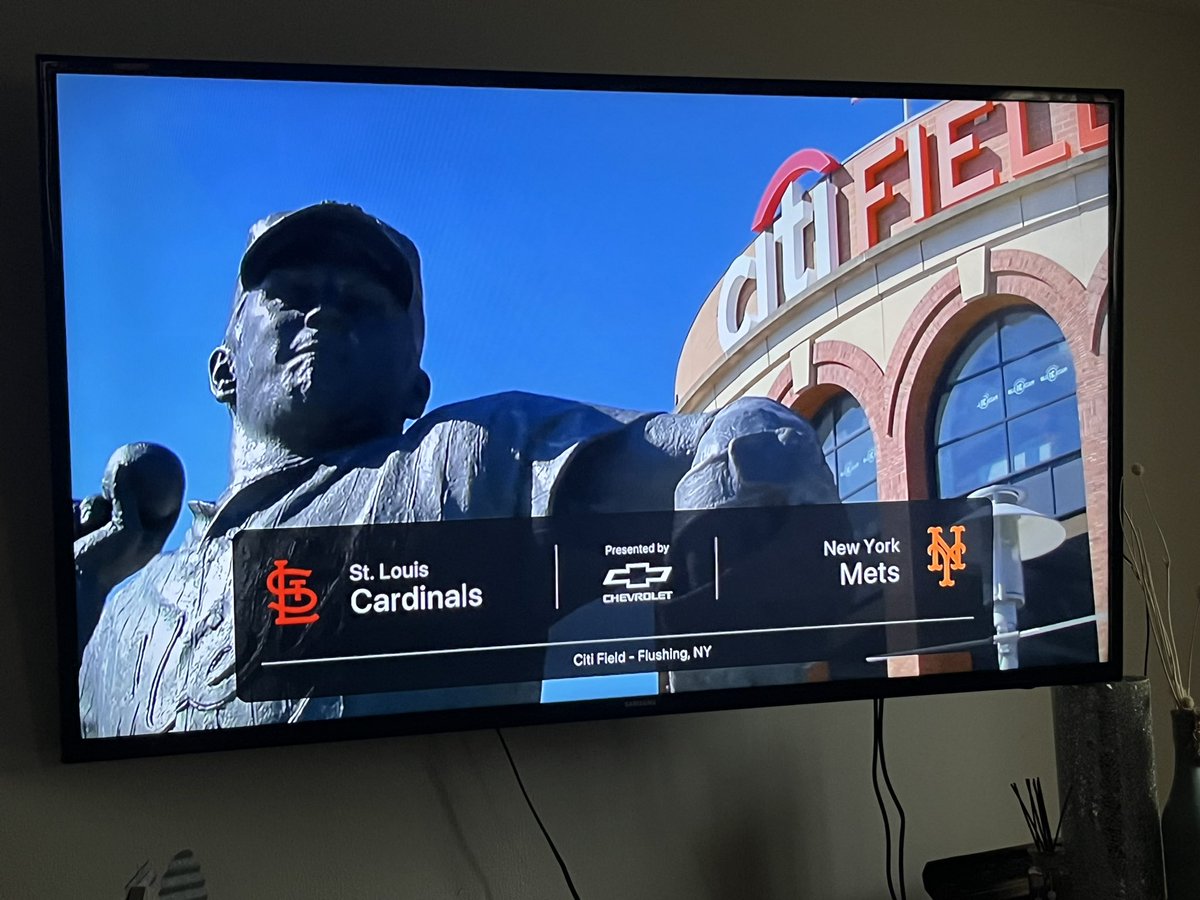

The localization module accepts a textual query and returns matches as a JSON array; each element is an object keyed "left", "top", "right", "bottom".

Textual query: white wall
[{"left": 2, "top": 1, "right": 1197, "bottom": 896}]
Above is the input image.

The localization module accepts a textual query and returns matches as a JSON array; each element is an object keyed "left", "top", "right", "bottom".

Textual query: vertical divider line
[
  {"left": 554, "top": 544, "right": 560, "bottom": 610},
  {"left": 714, "top": 536, "right": 720, "bottom": 600}
]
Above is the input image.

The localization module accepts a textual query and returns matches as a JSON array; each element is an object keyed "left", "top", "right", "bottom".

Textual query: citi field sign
[{"left": 717, "top": 99, "right": 1110, "bottom": 351}]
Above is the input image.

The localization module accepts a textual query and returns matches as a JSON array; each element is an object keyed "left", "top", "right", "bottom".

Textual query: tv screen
[{"left": 39, "top": 57, "right": 1121, "bottom": 760}]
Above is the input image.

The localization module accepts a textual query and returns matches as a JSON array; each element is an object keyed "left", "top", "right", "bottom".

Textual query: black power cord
[
  {"left": 872, "top": 698, "right": 908, "bottom": 900},
  {"left": 870, "top": 700, "right": 898, "bottom": 900},
  {"left": 496, "top": 728, "right": 582, "bottom": 900}
]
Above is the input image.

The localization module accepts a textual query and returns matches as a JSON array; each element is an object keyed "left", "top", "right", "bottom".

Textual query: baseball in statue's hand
[
  {"left": 725, "top": 428, "right": 814, "bottom": 495},
  {"left": 73, "top": 442, "right": 185, "bottom": 595},
  {"left": 674, "top": 397, "right": 838, "bottom": 512}
]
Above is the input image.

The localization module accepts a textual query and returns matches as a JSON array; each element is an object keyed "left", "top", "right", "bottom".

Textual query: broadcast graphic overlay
[{"left": 233, "top": 501, "right": 993, "bottom": 701}]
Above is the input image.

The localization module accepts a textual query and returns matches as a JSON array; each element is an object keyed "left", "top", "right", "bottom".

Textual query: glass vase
[
  {"left": 1052, "top": 677, "right": 1165, "bottom": 898},
  {"left": 1163, "top": 708, "right": 1200, "bottom": 898}
]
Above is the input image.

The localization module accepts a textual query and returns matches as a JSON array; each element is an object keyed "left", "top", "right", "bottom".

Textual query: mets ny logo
[{"left": 927, "top": 525, "right": 967, "bottom": 588}]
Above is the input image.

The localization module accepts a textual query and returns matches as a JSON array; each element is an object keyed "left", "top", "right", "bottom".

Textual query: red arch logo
[{"left": 750, "top": 148, "right": 841, "bottom": 234}]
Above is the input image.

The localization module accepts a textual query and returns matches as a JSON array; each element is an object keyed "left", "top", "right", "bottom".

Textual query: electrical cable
[
  {"left": 871, "top": 699, "right": 899, "bottom": 900},
  {"left": 496, "top": 728, "right": 582, "bottom": 900},
  {"left": 875, "top": 699, "right": 908, "bottom": 900}
]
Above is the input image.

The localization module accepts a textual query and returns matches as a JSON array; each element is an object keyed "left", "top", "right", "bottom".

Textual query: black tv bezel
[{"left": 37, "top": 55, "right": 1124, "bottom": 763}]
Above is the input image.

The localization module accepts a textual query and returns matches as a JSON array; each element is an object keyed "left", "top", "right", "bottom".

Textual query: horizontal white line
[
  {"left": 261, "top": 616, "right": 976, "bottom": 668},
  {"left": 863, "top": 614, "right": 1098, "bottom": 661},
  {"left": 1007, "top": 614, "right": 1097, "bottom": 641}
]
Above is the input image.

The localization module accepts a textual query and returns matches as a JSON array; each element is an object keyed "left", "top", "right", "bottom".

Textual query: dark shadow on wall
[
  {"left": 691, "top": 712, "right": 806, "bottom": 898},
  {"left": 0, "top": 55, "right": 69, "bottom": 772},
  {"left": 420, "top": 732, "right": 499, "bottom": 900}
]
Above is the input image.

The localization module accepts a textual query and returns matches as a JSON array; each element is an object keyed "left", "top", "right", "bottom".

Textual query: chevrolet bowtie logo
[{"left": 604, "top": 561, "right": 672, "bottom": 590}]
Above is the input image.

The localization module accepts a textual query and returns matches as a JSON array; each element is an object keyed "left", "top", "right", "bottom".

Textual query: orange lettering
[
  {"left": 1076, "top": 103, "right": 1109, "bottom": 152},
  {"left": 857, "top": 136, "right": 906, "bottom": 250},
  {"left": 1006, "top": 102, "right": 1070, "bottom": 178},
  {"left": 937, "top": 100, "right": 1002, "bottom": 208}
]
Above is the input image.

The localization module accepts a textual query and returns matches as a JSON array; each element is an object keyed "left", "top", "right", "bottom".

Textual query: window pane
[
  {"left": 1052, "top": 456, "right": 1086, "bottom": 516},
  {"left": 936, "top": 369, "right": 1005, "bottom": 445},
  {"left": 1000, "top": 309, "right": 1065, "bottom": 360},
  {"left": 1012, "top": 467, "right": 1055, "bottom": 517},
  {"left": 845, "top": 480, "right": 878, "bottom": 503},
  {"left": 836, "top": 430, "right": 877, "bottom": 497},
  {"left": 1008, "top": 397, "right": 1081, "bottom": 473},
  {"left": 1002, "top": 341, "right": 1075, "bottom": 417},
  {"left": 937, "top": 425, "right": 1009, "bottom": 497},
  {"left": 823, "top": 451, "right": 837, "bottom": 485},
  {"left": 835, "top": 401, "right": 869, "bottom": 443},
  {"left": 947, "top": 321, "right": 1000, "bottom": 382}
]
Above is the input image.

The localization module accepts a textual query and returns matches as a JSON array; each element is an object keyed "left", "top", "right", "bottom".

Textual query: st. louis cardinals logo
[{"left": 266, "top": 559, "right": 320, "bottom": 626}]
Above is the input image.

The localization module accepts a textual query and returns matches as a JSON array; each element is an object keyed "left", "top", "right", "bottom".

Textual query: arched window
[
  {"left": 813, "top": 393, "right": 878, "bottom": 502},
  {"left": 933, "top": 308, "right": 1084, "bottom": 517}
]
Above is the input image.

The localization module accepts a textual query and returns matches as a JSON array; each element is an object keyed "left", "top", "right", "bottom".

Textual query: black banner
[{"left": 233, "top": 499, "right": 992, "bottom": 701}]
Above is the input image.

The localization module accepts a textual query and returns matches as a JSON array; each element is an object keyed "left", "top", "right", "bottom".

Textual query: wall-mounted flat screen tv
[{"left": 39, "top": 57, "right": 1122, "bottom": 760}]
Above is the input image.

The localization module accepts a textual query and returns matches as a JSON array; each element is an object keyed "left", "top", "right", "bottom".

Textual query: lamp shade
[{"left": 968, "top": 485, "right": 1067, "bottom": 561}]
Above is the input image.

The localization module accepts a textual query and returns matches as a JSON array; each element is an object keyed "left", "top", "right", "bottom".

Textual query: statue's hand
[
  {"left": 674, "top": 399, "right": 837, "bottom": 511},
  {"left": 73, "top": 443, "right": 185, "bottom": 597}
]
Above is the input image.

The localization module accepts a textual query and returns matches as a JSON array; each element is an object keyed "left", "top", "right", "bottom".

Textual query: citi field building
[{"left": 675, "top": 99, "right": 1112, "bottom": 673}]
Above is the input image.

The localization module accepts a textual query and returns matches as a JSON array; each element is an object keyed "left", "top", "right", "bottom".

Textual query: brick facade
[{"left": 767, "top": 248, "right": 1111, "bottom": 661}]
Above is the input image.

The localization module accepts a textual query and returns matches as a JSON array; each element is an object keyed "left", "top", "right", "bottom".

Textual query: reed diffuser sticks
[{"left": 1010, "top": 777, "right": 1071, "bottom": 854}]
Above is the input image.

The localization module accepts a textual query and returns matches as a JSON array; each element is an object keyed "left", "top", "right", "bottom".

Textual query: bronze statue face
[{"left": 212, "top": 258, "right": 428, "bottom": 457}]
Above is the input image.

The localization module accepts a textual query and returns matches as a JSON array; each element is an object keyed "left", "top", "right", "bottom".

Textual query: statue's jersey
[{"left": 79, "top": 392, "right": 712, "bottom": 737}]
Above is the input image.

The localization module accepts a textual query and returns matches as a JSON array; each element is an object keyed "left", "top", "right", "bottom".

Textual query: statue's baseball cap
[{"left": 237, "top": 201, "right": 425, "bottom": 357}]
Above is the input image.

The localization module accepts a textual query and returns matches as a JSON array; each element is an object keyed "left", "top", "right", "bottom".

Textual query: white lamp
[{"left": 968, "top": 484, "right": 1067, "bottom": 670}]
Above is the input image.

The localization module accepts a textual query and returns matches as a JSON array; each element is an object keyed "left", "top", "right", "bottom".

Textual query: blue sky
[{"left": 56, "top": 73, "right": 939, "bottom": 547}]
